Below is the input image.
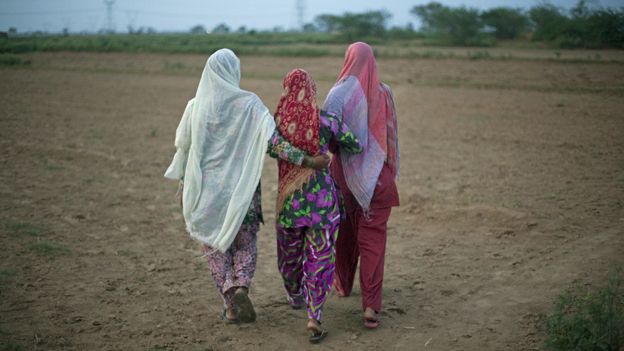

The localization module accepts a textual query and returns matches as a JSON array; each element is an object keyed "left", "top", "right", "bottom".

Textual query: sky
[{"left": 1, "top": 0, "right": 622, "bottom": 34}]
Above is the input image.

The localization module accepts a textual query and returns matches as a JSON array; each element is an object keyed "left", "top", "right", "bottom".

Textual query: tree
[
  {"left": 571, "top": 0, "right": 591, "bottom": 19},
  {"left": 411, "top": 2, "right": 483, "bottom": 45},
  {"left": 343, "top": 10, "right": 391, "bottom": 40},
  {"left": 560, "top": 0, "right": 624, "bottom": 48},
  {"left": 212, "top": 23, "right": 230, "bottom": 34},
  {"left": 528, "top": 3, "right": 568, "bottom": 41},
  {"left": 315, "top": 14, "right": 341, "bottom": 33},
  {"left": 314, "top": 10, "right": 391, "bottom": 41},
  {"left": 387, "top": 23, "right": 419, "bottom": 40},
  {"left": 481, "top": 7, "right": 528, "bottom": 39},
  {"left": 302, "top": 23, "right": 317, "bottom": 32},
  {"left": 411, "top": 2, "right": 446, "bottom": 32},
  {"left": 585, "top": 8, "right": 624, "bottom": 48},
  {"left": 528, "top": 0, "right": 624, "bottom": 48},
  {"left": 190, "top": 25, "right": 207, "bottom": 34},
  {"left": 447, "top": 7, "right": 482, "bottom": 44}
]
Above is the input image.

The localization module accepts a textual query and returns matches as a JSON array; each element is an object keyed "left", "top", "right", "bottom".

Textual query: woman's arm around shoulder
[
  {"left": 320, "top": 110, "right": 362, "bottom": 154},
  {"left": 267, "top": 129, "right": 330, "bottom": 169},
  {"left": 267, "top": 129, "right": 305, "bottom": 165}
]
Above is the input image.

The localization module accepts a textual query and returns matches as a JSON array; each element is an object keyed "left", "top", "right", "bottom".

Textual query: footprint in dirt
[
  {"left": 410, "top": 280, "right": 425, "bottom": 291},
  {"left": 387, "top": 307, "right": 407, "bottom": 315},
  {"left": 440, "top": 289, "right": 455, "bottom": 297}
]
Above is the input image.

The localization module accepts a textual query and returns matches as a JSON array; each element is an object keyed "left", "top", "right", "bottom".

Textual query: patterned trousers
[
  {"left": 203, "top": 223, "right": 258, "bottom": 308},
  {"left": 276, "top": 222, "right": 338, "bottom": 322}
]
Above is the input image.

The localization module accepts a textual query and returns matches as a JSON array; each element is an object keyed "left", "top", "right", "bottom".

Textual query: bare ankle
[
  {"left": 307, "top": 319, "right": 322, "bottom": 330},
  {"left": 364, "top": 307, "right": 377, "bottom": 317},
  {"left": 225, "top": 307, "right": 237, "bottom": 319}
]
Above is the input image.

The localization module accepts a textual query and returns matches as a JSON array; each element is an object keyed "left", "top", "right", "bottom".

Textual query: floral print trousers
[
  {"left": 276, "top": 221, "right": 338, "bottom": 322},
  {"left": 202, "top": 223, "right": 258, "bottom": 308}
]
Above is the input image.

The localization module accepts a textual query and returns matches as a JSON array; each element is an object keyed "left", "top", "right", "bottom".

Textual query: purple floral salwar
[
  {"left": 202, "top": 130, "right": 305, "bottom": 309},
  {"left": 203, "top": 222, "right": 258, "bottom": 308},
  {"left": 277, "top": 220, "right": 339, "bottom": 321},
  {"left": 276, "top": 111, "right": 362, "bottom": 322}
]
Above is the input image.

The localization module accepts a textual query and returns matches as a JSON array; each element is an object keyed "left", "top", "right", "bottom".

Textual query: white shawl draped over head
[{"left": 164, "top": 48, "right": 276, "bottom": 252}]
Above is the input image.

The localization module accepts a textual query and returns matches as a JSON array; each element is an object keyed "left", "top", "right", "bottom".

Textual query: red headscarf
[
  {"left": 274, "top": 68, "right": 321, "bottom": 211},
  {"left": 337, "top": 42, "right": 397, "bottom": 170},
  {"left": 326, "top": 42, "right": 398, "bottom": 209}
]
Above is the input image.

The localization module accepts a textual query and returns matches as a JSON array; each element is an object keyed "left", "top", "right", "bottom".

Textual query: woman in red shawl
[
  {"left": 322, "top": 42, "right": 400, "bottom": 329},
  {"left": 274, "top": 68, "right": 362, "bottom": 343}
]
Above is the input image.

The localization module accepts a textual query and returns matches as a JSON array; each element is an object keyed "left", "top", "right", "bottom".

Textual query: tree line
[
  {"left": 306, "top": 1, "right": 623, "bottom": 48},
  {"left": 5, "top": 0, "right": 620, "bottom": 49}
]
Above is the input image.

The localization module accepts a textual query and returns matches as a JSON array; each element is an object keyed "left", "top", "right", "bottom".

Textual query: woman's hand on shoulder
[{"left": 303, "top": 154, "right": 330, "bottom": 170}]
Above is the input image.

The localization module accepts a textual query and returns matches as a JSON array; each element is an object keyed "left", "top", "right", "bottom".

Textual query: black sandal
[
  {"left": 307, "top": 320, "right": 328, "bottom": 344},
  {"left": 288, "top": 295, "right": 305, "bottom": 310}
]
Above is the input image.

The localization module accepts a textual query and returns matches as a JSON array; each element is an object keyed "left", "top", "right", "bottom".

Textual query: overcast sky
[{"left": 1, "top": 0, "right": 622, "bottom": 33}]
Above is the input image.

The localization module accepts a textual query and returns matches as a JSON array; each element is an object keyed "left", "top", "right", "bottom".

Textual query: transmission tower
[
  {"left": 296, "top": 0, "right": 305, "bottom": 30},
  {"left": 104, "top": 0, "right": 115, "bottom": 33}
]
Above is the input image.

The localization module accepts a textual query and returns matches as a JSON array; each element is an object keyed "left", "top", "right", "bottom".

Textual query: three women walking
[{"left": 164, "top": 42, "right": 399, "bottom": 343}]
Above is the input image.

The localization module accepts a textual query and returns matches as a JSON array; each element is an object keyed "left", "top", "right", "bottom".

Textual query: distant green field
[
  {"left": 0, "top": 32, "right": 457, "bottom": 58},
  {"left": 1, "top": 33, "right": 622, "bottom": 64},
  {"left": 0, "top": 32, "right": 506, "bottom": 57},
  {"left": 0, "top": 33, "right": 349, "bottom": 56}
]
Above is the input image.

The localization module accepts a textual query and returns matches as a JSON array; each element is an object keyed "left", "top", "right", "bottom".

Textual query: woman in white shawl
[{"left": 164, "top": 49, "right": 328, "bottom": 323}]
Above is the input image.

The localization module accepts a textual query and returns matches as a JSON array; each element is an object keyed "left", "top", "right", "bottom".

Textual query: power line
[
  {"left": 0, "top": 8, "right": 292, "bottom": 21},
  {"left": 103, "top": 0, "right": 115, "bottom": 32},
  {"left": 118, "top": 8, "right": 292, "bottom": 20},
  {"left": 0, "top": 9, "right": 100, "bottom": 16},
  {"left": 296, "top": 0, "right": 305, "bottom": 29},
  {"left": 0, "top": 6, "right": 300, "bottom": 32}
]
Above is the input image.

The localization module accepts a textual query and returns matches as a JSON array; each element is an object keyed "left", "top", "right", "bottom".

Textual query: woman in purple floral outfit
[{"left": 273, "top": 69, "right": 362, "bottom": 343}]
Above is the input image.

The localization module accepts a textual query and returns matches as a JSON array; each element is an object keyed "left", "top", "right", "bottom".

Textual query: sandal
[
  {"left": 234, "top": 288, "right": 256, "bottom": 323},
  {"left": 222, "top": 308, "right": 238, "bottom": 324},
  {"left": 364, "top": 316, "right": 380, "bottom": 329},
  {"left": 288, "top": 294, "right": 305, "bottom": 310},
  {"left": 290, "top": 303, "right": 304, "bottom": 310},
  {"left": 307, "top": 320, "right": 328, "bottom": 344},
  {"left": 363, "top": 309, "right": 380, "bottom": 329}
]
